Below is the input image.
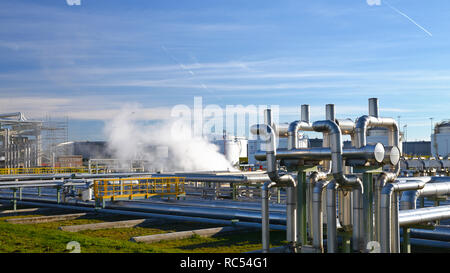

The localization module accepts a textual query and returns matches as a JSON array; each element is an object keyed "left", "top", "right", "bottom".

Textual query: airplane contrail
[{"left": 385, "top": 1, "right": 432, "bottom": 37}]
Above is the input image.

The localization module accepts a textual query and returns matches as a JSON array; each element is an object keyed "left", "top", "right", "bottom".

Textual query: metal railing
[
  {"left": 0, "top": 167, "right": 90, "bottom": 175},
  {"left": 93, "top": 177, "right": 185, "bottom": 201}
]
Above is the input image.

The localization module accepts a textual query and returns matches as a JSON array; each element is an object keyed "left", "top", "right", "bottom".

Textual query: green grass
[
  {"left": 0, "top": 220, "right": 164, "bottom": 253},
  {"left": 0, "top": 211, "right": 286, "bottom": 253}
]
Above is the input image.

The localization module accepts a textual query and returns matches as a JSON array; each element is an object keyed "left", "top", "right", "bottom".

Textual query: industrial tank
[
  {"left": 432, "top": 121, "right": 450, "bottom": 157},
  {"left": 213, "top": 137, "right": 248, "bottom": 167}
]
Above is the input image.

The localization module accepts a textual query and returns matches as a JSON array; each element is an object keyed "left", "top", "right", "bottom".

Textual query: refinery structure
[{"left": 1, "top": 98, "right": 450, "bottom": 253}]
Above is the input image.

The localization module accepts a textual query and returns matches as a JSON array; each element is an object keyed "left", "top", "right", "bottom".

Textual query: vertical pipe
[
  {"left": 301, "top": 105, "right": 310, "bottom": 123},
  {"left": 325, "top": 104, "right": 335, "bottom": 121},
  {"left": 264, "top": 109, "right": 272, "bottom": 127},
  {"left": 287, "top": 186, "right": 297, "bottom": 246},
  {"left": 368, "top": 98, "right": 379, "bottom": 118},
  {"left": 352, "top": 186, "right": 364, "bottom": 252},
  {"left": 402, "top": 227, "right": 411, "bottom": 253},
  {"left": 262, "top": 181, "right": 276, "bottom": 253},
  {"left": 36, "top": 128, "right": 41, "bottom": 166},
  {"left": 391, "top": 192, "right": 400, "bottom": 252},
  {"left": 312, "top": 180, "right": 329, "bottom": 252},
  {"left": 307, "top": 175, "right": 314, "bottom": 242},
  {"left": 3, "top": 129, "right": 8, "bottom": 168},
  {"left": 338, "top": 189, "right": 353, "bottom": 230},
  {"left": 326, "top": 180, "right": 338, "bottom": 253},
  {"left": 362, "top": 172, "right": 374, "bottom": 248},
  {"left": 297, "top": 170, "right": 309, "bottom": 247}
]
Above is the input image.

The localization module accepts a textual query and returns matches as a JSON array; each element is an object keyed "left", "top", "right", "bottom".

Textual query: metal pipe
[
  {"left": 400, "top": 179, "right": 450, "bottom": 210},
  {"left": 0, "top": 198, "right": 287, "bottom": 231},
  {"left": 301, "top": 105, "right": 310, "bottom": 123},
  {"left": 254, "top": 144, "right": 385, "bottom": 162},
  {"left": 380, "top": 181, "right": 428, "bottom": 252},
  {"left": 374, "top": 172, "right": 398, "bottom": 242},
  {"left": 338, "top": 188, "right": 352, "bottom": 231},
  {"left": 312, "top": 179, "right": 330, "bottom": 252},
  {"left": 326, "top": 180, "right": 338, "bottom": 253},
  {"left": 368, "top": 98, "right": 379, "bottom": 118},
  {"left": 251, "top": 118, "right": 297, "bottom": 252},
  {"left": 312, "top": 118, "right": 365, "bottom": 252},
  {"left": 325, "top": 104, "right": 335, "bottom": 122},
  {"left": 262, "top": 181, "right": 277, "bottom": 253},
  {"left": 398, "top": 205, "right": 450, "bottom": 226},
  {"left": 336, "top": 119, "right": 355, "bottom": 135},
  {"left": 307, "top": 172, "right": 327, "bottom": 244},
  {"left": 355, "top": 115, "right": 399, "bottom": 149},
  {"left": 287, "top": 121, "right": 313, "bottom": 150}
]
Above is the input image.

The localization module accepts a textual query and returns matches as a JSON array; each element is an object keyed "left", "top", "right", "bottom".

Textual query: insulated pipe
[
  {"left": 251, "top": 122, "right": 297, "bottom": 252},
  {"left": 380, "top": 181, "right": 428, "bottom": 253},
  {"left": 336, "top": 119, "right": 355, "bottom": 135},
  {"left": 355, "top": 115, "right": 399, "bottom": 149},
  {"left": 325, "top": 104, "right": 335, "bottom": 121},
  {"left": 398, "top": 205, "right": 450, "bottom": 226},
  {"left": 326, "top": 180, "right": 338, "bottom": 253},
  {"left": 322, "top": 104, "right": 335, "bottom": 173},
  {"left": 254, "top": 144, "right": 385, "bottom": 162},
  {"left": 368, "top": 98, "right": 379, "bottom": 118},
  {"left": 301, "top": 105, "right": 310, "bottom": 123},
  {"left": 312, "top": 119, "right": 365, "bottom": 252},
  {"left": 0, "top": 198, "right": 287, "bottom": 231},
  {"left": 262, "top": 181, "right": 277, "bottom": 253},
  {"left": 374, "top": 172, "right": 398, "bottom": 243},
  {"left": 400, "top": 179, "right": 450, "bottom": 210},
  {"left": 307, "top": 171, "right": 328, "bottom": 244},
  {"left": 312, "top": 179, "right": 330, "bottom": 252},
  {"left": 338, "top": 188, "right": 352, "bottom": 231},
  {"left": 287, "top": 121, "right": 313, "bottom": 150},
  {"left": 263, "top": 109, "right": 289, "bottom": 138}
]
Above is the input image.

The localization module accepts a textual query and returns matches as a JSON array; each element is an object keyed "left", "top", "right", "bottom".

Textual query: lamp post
[
  {"left": 430, "top": 117, "right": 434, "bottom": 136},
  {"left": 403, "top": 124, "right": 408, "bottom": 155}
]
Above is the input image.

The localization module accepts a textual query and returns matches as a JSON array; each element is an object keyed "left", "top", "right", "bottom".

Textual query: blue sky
[{"left": 0, "top": 0, "right": 449, "bottom": 141}]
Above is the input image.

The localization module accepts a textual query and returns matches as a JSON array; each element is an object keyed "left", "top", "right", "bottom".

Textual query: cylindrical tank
[{"left": 432, "top": 121, "right": 450, "bottom": 158}]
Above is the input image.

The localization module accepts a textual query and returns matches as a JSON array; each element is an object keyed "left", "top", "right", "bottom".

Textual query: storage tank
[
  {"left": 431, "top": 121, "right": 450, "bottom": 157},
  {"left": 213, "top": 137, "right": 248, "bottom": 167}
]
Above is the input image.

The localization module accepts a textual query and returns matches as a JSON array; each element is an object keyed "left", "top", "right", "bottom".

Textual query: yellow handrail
[
  {"left": 0, "top": 167, "right": 92, "bottom": 175},
  {"left": 93, "top": 177, "right": 185, "bottom": 200}
]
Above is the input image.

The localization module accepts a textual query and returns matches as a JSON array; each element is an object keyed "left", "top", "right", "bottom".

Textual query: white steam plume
[{"left": 103, "top": 104, "right": 235, "bottom": 172}]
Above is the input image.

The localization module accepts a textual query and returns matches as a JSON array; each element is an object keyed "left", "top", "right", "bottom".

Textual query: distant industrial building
[
  {"left": 403, "top": 141, "right": 431, "bottom": 156},
  {"left": 432, "top": 120, "right": 450, "bottom": 157},
  {"left": 55, "top": 141, "right": 111, "bottom": 161},
  {"left": 0, "top": 112, "right": 42, "bottom": 168}
]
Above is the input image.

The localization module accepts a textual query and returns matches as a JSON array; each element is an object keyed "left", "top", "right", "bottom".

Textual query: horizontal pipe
[
  {"left": 399, "top": 205, "right": 450, "bottom": 226},
  {"left": 254, "top": 144, "right": 385, "bottom": 163},
  {"left": 0, "top": 197, "right": 287, "bottom": 231}
]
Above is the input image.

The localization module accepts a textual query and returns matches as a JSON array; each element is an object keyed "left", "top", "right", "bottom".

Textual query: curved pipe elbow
[
  {"left": 400, "top": 190, "right": 420, "bottom": 210},
  {"left": 355, "top": 115, "right": 400, "bottom": 148},
  {"left": 262, "top": 181, "right": 277, "bottom": 192},
  {"left": 333, "top": 173, "right": 363, "bottom": 191},
  {"left": 312, "top": 120, "right": 341, "bottom": 136}
]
